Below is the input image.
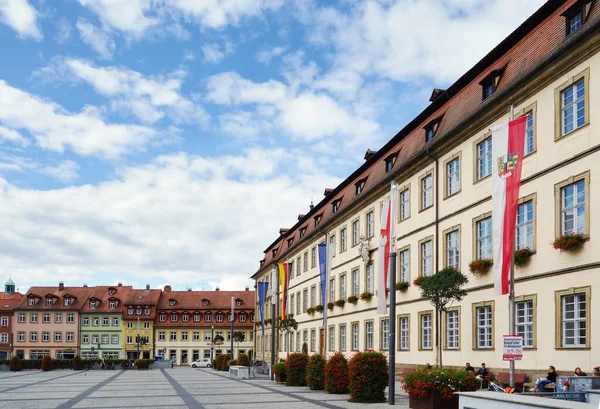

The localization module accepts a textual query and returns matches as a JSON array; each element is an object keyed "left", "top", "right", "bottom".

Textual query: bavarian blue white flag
[{"left": 257, "top": 281, "right": 269, "bottom": 335}]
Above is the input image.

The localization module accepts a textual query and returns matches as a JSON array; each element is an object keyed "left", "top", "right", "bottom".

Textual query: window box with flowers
[
  {"left": 396, "top": 281, "right": 410, "bottom": 292},
  {"left": 514, "top": 248, "right": 533, "bottom": 268},
  {"left": 413, "top": 276, "right": 425, "bottom": 287},
  {"left": 327, "top": 302, "right": 335, "bottom": 311},
  {"left": 347, "top": 296, "right": 358, "bottom": 304},
  {"left": 552, "top": 233, "right": 587, "bottom": 253},
  {"left": 403, "top": 367, "right": 478, "bottom": 409},
  {"left": 334, "top": 299, "right": 346, "bottom": 308},
  {"left": 360, "top": 292, "right": 373, "bottom": 302},
  {"left": 468, "top": 259, "right": 493, "bottom": 276},
  {"left": 306, "top": 307, "right": 315, "bottom": 315},
  {"left": 315, "top": 304, "right": 324, "bottom": 313},
  {"left": 265, "top": 318, "right": 272, "bottom": 325}
]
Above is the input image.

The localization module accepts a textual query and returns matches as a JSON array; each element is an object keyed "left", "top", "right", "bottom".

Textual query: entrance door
[
  {"left": 169, "top": 350, "right": 177, "bottom": 363},
  {"left": 319, "top": 329, "right": 324, "bottom": 356},
  {"left": 193, "top": 350, "right": 200, "bottom": 361},
  {"left": 181, "top": 350, "right": 188, "bottom": 364},
  {"left": 203, "top": 350, "right": 210, "bottom": 359}
]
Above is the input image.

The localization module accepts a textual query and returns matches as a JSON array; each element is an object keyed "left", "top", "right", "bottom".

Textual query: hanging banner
[
  {"left": 257, "top": 281, "right": 269, "bottom": 335},
  {"left": 318, "top": 243, "right": 327, "bottom": 327}
]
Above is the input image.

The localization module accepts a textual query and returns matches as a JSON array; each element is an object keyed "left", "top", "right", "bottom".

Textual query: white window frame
[
  {"left": 446, "top": 310, "right": 459, "bottom": 349},
  {"left": 476, "top": 306, "right": 493, "bottom": 349},
  {"left": 476, "top": 217, "right": 492, "bottom": 260},
  {"left": 561, "top": 293, "right": 587, "bottom": 347},
  {"left": 381, "top": 319, "right": 389, "bottom": 351},
  {"left": 400, "top": 188, "right": 410, "bottom": 221},
  {"left": 477, "top": 137, "right": 492, "bottom": 180},
  {"left": 561, "top": 180, "right": 586, "bottom": 235},
  {"left": 421, "top": 240, "right": 432, "bottom": 277},
  {"left": 399, "top": 316, "right": 409, "bottom": 350},
  {"left": 447, "top": 158, "right": 460, "bottom": 196},
  {"left": 420, "top": 313, "right": 432, "bottom": 350},
  {"left": 516, "top": 300, "right": 534, "bottom": 348},
  {"left": 516, "top": 200, "right": 534, "bottom": 250}
]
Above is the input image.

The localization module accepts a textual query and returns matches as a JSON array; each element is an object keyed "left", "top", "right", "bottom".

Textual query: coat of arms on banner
[{"left": 497, "top": 153, "right": 519, "bottom": 179}]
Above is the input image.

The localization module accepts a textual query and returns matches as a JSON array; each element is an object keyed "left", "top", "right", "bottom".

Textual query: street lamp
[{"left": 211, "top": 325, "right": 214, "bottom": 362}]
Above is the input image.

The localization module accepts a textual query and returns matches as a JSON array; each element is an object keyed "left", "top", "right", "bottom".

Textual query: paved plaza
[{"left": 0, "top": 368, "right": 410, "bottom": 408}]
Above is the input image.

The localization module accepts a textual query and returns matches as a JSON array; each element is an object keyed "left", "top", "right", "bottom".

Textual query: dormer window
[
  {"left": 239, "top": 313, "right": 247, "bottom": 323},
  {"left": 216, "top": 313, "right": 224, "bottom": 323},
  {"left": 259, "top": 259, "right": 265, "bottom": 268},
  {"left": 314, "top": 214, "right": 322, "bottom": 227},
  {"left": 171, "top": 314, "right": 178, "bottom": 322},
  {"left": 28, "top": 297, "right": 35, "bottom": 306},
  {"left": 205, "top": 314, "right": 212, "bottom": 322},
  {"left": 109, "top": 300, "right": 117, "bottom": 309},
  {"left": 299, "top": 227, "right": 307, "bottom": 239},
  {"left": 385, "top": 152, "right": 399, "bottom": 172},
  {"left": 202, "top": 299, "right": 209, "bottom": 306},
  {"left": 159, "top": 314, "right": 166, "bottom": 322},
  {"left": 479, "top": 67, "right": 505, "bottom": 101},
  {"left": 169, "top": 300, "right": 176, "bottom": 306},
  {"left": 355, "top": 178, "right": 367, "bottom": 195},
  {"left": 194, "top": 314, "right": 201, "bottom": 322},
  {"left": 144, "top": 308, "right": 150, "bottom": 315},
  {"left": 287, "top": 238, "right": 294, "bottom": 248},
  {"left": 332, "top": 198, "right": 342, "bottom": 213},
  {"left": 424, "top": 115, "right": 443, "bottom": 142},
  {"left": 228, "top": 313, "right": 234, "bottom": 322},
  {"left": 272, "top": 248, "right": 278, "bottom": 257},
  {"left": 562, "top": 0, "right": 592, "bottom": 35},
  {"left": 108, "top": 288, "right": 116, "bottom": 296},
  {"left": 128, "top": 307, "right": 133, "bottom": 315},
  {"left": 182, "top": 314, "right": 189, "bottom": 323},
  {"left": 89, "top": 300, "right": 98, "bottom": 309},
  {"left": 136, "top": 308, "right": 142, "bottom": 315},
  {"left": 250, "top": 313, "right": 255, "bottom": 322},
  {"left": 236, "top": 300, "right": 242, "bottom": 306},
  {"left": 63, "top": 297, "right": 71, "bottom": 307},
  {"left": 46, "top": 298, "right": 54, "bottom": 306}
]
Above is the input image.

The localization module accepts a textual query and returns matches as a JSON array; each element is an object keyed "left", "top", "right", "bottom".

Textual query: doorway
[{"left": 319, "top": 329, "right": 324, "bottom": 356}]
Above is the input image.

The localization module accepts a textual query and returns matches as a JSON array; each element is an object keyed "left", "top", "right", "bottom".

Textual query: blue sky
[{"left": 0, "top": 0, "right": 545, "bottom": 293}]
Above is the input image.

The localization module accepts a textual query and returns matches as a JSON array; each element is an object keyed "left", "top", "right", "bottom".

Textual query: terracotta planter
[
  {"left": 275, "top": 373, "right": 287, "bottom": 384},
  {"left": 409, "top": 392, "right": 458, "bottom": 409}
]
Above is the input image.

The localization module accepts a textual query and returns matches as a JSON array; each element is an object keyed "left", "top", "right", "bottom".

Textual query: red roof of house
[
  {"left": 157, "top": 289, "right": 254, "bottom": 311},
  {"left": 0, "top": 292, "right": 22, "bottom": 310},
  {"left": 16, "top": 286, "right": 93, "bottom": 310},
  {"left": 80, "top": 285, "right": 133, "bottom": 313}
]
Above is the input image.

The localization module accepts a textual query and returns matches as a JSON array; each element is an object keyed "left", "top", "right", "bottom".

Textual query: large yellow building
[
  {"left": 253, "top": 0, "right": 600, "bottom": 380},
  {"left": 122, "top": 287, "right": 160, "bottom": 359}
]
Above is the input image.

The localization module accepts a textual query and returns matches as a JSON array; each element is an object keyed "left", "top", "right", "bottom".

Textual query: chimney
[
  {"left": 323, "top": 188, "right": 333, "bottom": 196},
  {"left": 164, "top": 285, "right": 172, "bottom": 292},
  {"left": 58, "top": 282, "right": 64, "bottom": 291},
  {"left": 429, "top": 88, "right": 446, "bottom": 102},
  {"left": 145, "top": 284, "right": 150, "bottom": 291},
  {"left": 245, "top": 286, "right": 249, "bottom": 291},
  {"left": 215, "top": 286, "right": 220, "bottom": 291},
  {"left": 83, "top": 283, "right": 87, "bottom": 288},
  {"left": 117, "top": 282, "right": 122, "bottom": 287},
  {"left": 297, "top": 214, "right": 305, "bottom": 221},
  {"left": 364, "top": 149, "right": 377, "bottom": 161},
  {"left": 187, "top": 288, "right": 192, "bottom": 292}
]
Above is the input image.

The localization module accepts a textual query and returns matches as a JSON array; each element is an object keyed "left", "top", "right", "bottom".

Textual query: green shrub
[
  {"left": 348, "top": 351, "right": 388, "bottom": 403},
  {"left": 306, "top": 354, "right": 325, "bottom": 390},
  {"left": 72, "top": 356, "right": 84, "bottom": 370},
  {"left": 135, "top": 359, "right": 153, "bottom": 369},
  {"left": 41, "top": 356, "right": 53, "bottom": 371},
  {"left": 9, "top": 356, "right": 23, "bottom": 372},
  {"left": 325, "top": 352, "right": 349, "bottom": 394},
  {"left": 237, "top": 353, "right": 250, "bottom": 367},
  {"left": 215, "top": 354, "right": 231, "bottom": 371},
  {"left": 273, "top": 362, "right": 286, "bottom": 383},
  {"left": 285, "top": 353, "right": 308, "bottom": 386},
  {"left": 403, "top": 367, "right": 478, "bottom": 399},
  {"left": 229, "top": 359, "right": 237, "bottom": 367}
]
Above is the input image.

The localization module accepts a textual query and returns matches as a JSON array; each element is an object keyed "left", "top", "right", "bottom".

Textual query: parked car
[{"left": 190, "top": 358, "right": 211, "bottom": 368}]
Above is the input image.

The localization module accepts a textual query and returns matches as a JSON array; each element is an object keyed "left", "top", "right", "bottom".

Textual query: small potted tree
[
  {"left": 285, "top": 353, "right": 308, "bottom": 386},
  {"left": 348, "top": 351, "right": 387, "bottom": 402},
  {"left": 325, "top": 352, "right": 349, "bottom": 394}
]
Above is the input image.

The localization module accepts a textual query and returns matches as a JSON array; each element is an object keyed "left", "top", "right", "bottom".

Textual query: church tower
[{"left": 4, "top": 276, "right": 15, "bottom": 296}]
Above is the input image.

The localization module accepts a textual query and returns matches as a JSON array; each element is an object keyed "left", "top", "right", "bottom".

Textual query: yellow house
[{"left": 122, "top": 286, "right": 160, "bottom": 360}]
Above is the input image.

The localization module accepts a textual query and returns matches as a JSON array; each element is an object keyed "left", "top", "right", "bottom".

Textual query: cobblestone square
[{"left": 0, "top": 368, "right": 409, "bottom": 408}]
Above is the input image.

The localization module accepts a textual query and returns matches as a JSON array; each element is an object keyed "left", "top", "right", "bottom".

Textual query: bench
[
  {"left": 229, "top": 365, "right": 250, "bottom": 380},
  {"left": 495, "top": 372, "right": 526, "bottom": 392},
  {"left": 478, "top": 372, "right": 493, "bottom": 390}
]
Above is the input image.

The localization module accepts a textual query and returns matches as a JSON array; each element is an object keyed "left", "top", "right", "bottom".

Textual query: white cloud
[
  {"left": 54, "top": 18, "right": 72, "bottom": 44},
  {"left": 183, "top": 49, "right": 195, "bottom": 61},
  {"left": 206, "top": 72, "right": 287, "bottom": 105},
  {"left": 0, "top": 0, "right": 41, "bottom": 39},
  {"left": 307, "top": 0, "right": 546, "bottom": 85},
  {"left": 256, "top": 46, "right": 286, "bottom": 65},
  {"left": 201, "top": 42, "right": 234, "bottom": 64},
  {"left": 0, "top": 80, "right": 163, "bottom": 158},
  {"left": 77, "top": 0, "right": 157, "bottom": 38},
  {"left": 0, "top": 149, "right": 338, "bottom": 289},
  {"left": 76, "top": 19, "right": 116, "bottom": 60},
  {"left": 0, "top": 126, "right": 29, "bottom": 146},
  {"left": 40, "top": 160, "right": 80, "bottom": 183},
  {"left": 37, "top": 58, "right": 208, "bottom": 125}
]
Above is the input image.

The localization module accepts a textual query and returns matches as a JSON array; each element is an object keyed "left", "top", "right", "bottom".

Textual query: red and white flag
[
  {"left": 492, "top": 116, "right": 528, "bottom": 295},
  {"left": 377, "top": 197, "right": 391, "bottom": 314}
]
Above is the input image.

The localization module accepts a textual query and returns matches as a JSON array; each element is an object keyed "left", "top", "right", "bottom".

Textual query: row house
[
  {"left": 80, "top": 284, "right": 133, "bottom": 360},
  {"left": 154, "top": 286, "right": 255, "bottom": 365},
  {"left": 122, "top": 286, "right": 161, "bottom": 360},
  {"left": 13, "top": 282, "right": 91, "bottom": 359},
  {"left": 253, "top": 0, "right": 600, "bottom": 379},
  {"left": 0, "top": 277, "right": 22, "bottom": 359}
]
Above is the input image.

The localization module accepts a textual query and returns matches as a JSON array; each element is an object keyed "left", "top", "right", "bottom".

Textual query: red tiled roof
[
  {"left": 124, "top": 289, "right": 161, "bottom": 306},
  {"left": 80, "top": 285, "right": 133, "bottom": 313},
  {"left": 0, "top": 292, "right": 22, "bottom": 310},
  {"left": 157, "top": 289, "right": 254, "bottom": 310},
  {"left": 254, "top": 0, "right": 599, "bottom": 277},
  {"left": 16, "top": 287, "right": 93, "bottom": 310}
]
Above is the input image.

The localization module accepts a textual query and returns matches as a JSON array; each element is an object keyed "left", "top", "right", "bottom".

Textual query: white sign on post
[{"left": 503, "top": 335, "right": 523, "bottom": 361}]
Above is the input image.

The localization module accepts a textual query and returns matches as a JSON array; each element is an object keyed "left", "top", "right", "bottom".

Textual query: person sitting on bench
[
  {"left": 574, "top": 367, "right": 587, "bottom": 376},
  {"left": 593, "top": 367, "right": 599, "bottom": 376},
  {"left": 534, "top": 366, "right": 557, "bottom": 391},
  {"left": 476, "top": 363, "right": 488, "bottom": 379},
  {"left": 465, "top": 362, "right": 475, "bottom": 373}
]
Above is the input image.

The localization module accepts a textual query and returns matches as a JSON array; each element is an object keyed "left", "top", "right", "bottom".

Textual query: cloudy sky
[{"left": 0, "top": 0, "right": 546, "bottom": 293}]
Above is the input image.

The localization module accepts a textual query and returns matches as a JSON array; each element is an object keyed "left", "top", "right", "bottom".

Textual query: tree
[
  {"left": 418, "top": 267, "right": 468, "bottom": 367},
  {"left": 278, "top": 315, "right": 298, "bottom": 354}
]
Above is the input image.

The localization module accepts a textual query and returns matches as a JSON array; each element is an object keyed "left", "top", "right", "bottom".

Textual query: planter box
[
  {"left": 275, "top": 373, "right": 286, "bottom": 384},
  {"left": 409, "top": 393, "right": 458, "bottom": 409}
]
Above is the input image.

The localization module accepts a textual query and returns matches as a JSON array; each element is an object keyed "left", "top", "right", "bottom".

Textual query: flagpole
[
  {"left": 508, "top": 103, "right": 516, "bottom": 389},
  {"left": 388, "top": 181, "right": 398, "bottom": 405},
  {"left": 271, "top": 265, "right": 276, "bottom": 381}
]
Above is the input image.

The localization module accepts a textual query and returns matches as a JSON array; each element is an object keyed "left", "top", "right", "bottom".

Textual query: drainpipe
[{"left": 426, "top": 149, "right": 441, "bottom": 367}]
